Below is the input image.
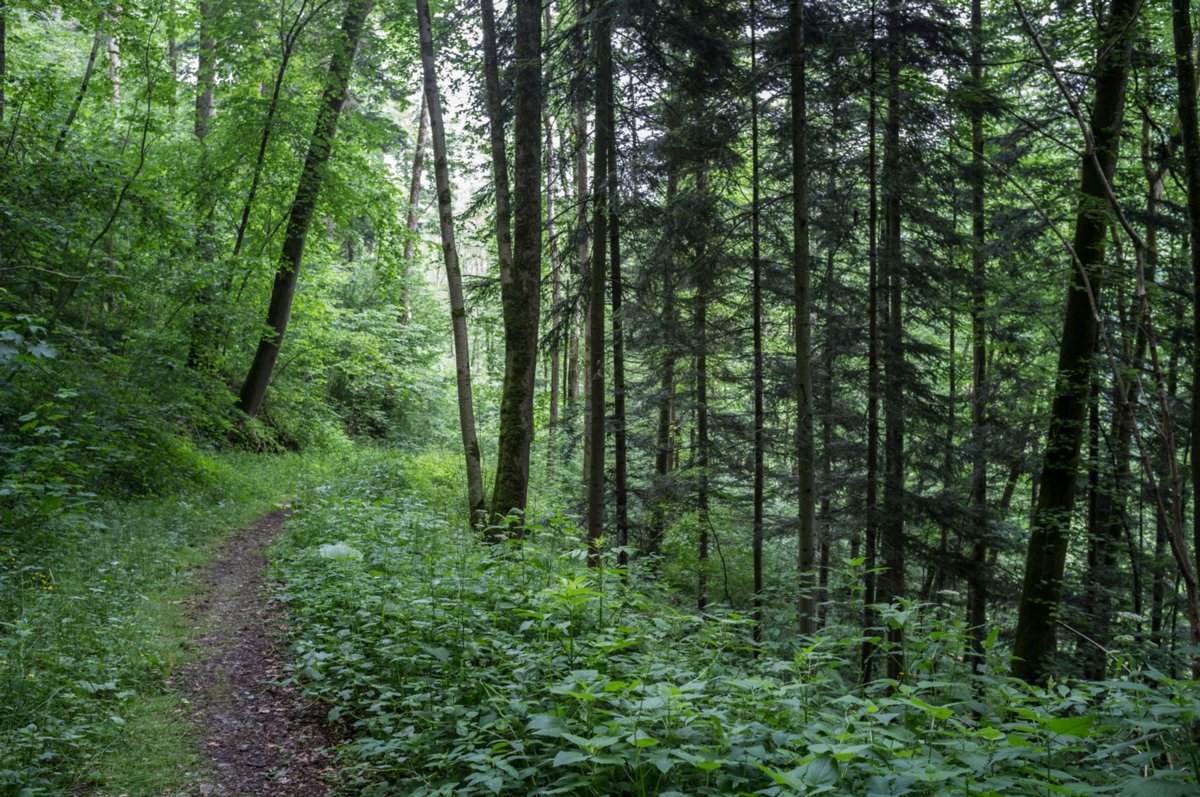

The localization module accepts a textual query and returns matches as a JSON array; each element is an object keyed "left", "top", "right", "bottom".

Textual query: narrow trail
[{"left": 165, "top": 510, "right": 337, "bottom": 797}]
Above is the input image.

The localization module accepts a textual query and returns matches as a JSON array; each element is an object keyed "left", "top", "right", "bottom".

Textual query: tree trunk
[
  {"left": 54, "top": 22, "right": 103, "bottom": 154},
  {"left": 585, "top": 0, "right": 610, "bottom": 567},
  {"left": 750, "top": 0, "right": 765, "bottom": 641},
  {"left": 1, "top": 1, "right": 7, "bottom": 128},
  {"left": 576, "top": 0, "right": 591, "bottom": 495},
  {"left": 880, "top": 0, "right": 905, "bottom": 683},
  {"left": 545, "top": 22, "right": 562, "bottom": 466},
  {"left": 104, "top": 6, "right": 121, "bottom": 108},
  {"left": 414, "top": 0, "right": 485, "bottom": 523},
  {"left": 167, "top": 0, "right": 177, "bottom": 111},
  {"left": 1171, "top": 0, "right": 1200, "bottom": 666},
  {"left": 186, "top": 0, "right": 218, "bottom": 371},
  {"left": 232, "top": 8, "right": 314, "bottom": 259},
  {"left": 237, "top": 0, "right": 373, "bottom": 417},
  {"left": 489, "top": 0, "right": 542, "bottom": 524},
  {"left": 480, "top": 0, "right": 514, "bottom": 279},
  {"left": 401, "top": 93, "right": 429, "bottom": 325},
  {"left": 609, "top": 95, "right": 628, "bottom": 567},
  {"left": 1011, "top": 0, "right": 1139, "bottom": 684},
  {"left": 790, "top": 0, "right": 817, "bottom": 635},
  {"left": 648, "top": 163, "right": 678, "bottom": 562},
  {"left": 696, "top": 247, "right": 709, "bottom": 611},
  {"left": 861, "top": 0, "right": 881, "bottom": 684},
  {"left": 966, "top": 0, "right": 988, "bottom": 668}
]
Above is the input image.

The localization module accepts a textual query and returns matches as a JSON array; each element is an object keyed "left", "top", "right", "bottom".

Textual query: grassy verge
[
  {"left": 274, "top": 449, "right": 1200, "bottom": 797},
  {"left": 0, "top": 448, "right": 336, "bottom": 796}
]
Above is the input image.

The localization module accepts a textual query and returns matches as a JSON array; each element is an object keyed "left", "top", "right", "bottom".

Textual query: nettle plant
[{"left": 274, "top": 456, "right": 1200, "bottom": 797}]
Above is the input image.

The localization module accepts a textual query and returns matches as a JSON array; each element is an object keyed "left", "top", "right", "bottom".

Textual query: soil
[{"left": 164, "top": 510, "right": 337, "bottom": 797}]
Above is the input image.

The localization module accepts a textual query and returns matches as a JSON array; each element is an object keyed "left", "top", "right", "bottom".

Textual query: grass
[{"left": 0, "top": 448, "right": 338, "bottom": 797}]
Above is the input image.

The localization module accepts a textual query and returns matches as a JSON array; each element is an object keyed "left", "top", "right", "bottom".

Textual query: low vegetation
[
  {"left": 0, "top": 451, "right": 323, "bottom": 795},
  {"left": 275, "top": 452, "right": 1200, "bottom": 796}
]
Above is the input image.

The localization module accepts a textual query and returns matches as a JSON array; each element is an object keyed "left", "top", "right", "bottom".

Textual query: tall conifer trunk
[
  {"left": 790, "top": 0, "right": 817, "bottom": 634},
  {"left": 415, "top": 0, "right": 485, "bottom": 523},
  {"left": 1171, "top": 0, "right": 1200, "bottom": 667},
  {"left": 1, "top": 1, "right": 6, "bottom": 128},
  {"left": 1012, "top": 0, "right": 1139, "bottom": 683},
  {"left": 545, "top": 4, "right": 562, "bottom": 466},
  {"left": 237, "top": 0, "right": 373, "bottom": 417},
  {"left": 585, "top": 0, "right": 611, "bottom": 567},
  {"left": 750, "top": 0, "right": 765, "bottom": 640},
  {"left": 609, "top": 94, "right": 628, "bottom": 567},
  {"left": 966, "top": 0, "right": 989, "bottom": 667},
  {"left": 862, "top": 0, "right": 881, "bottom": 683},
  {"left": 880, "top": 0, "right": 906, "bottom": 682}
]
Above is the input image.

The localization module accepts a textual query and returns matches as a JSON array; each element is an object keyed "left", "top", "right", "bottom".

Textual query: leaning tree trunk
[
  {"left": 1011, "top": 0, "right": 1139, "bottom": 684},
  {"left": 585, "top": 0, "right": 611, "bottom": 567},
  {"left": 54, "top": 21, "right": 103, "bottom": 155},
  {"left": 236, "top": 0, "right": 373, "bottom": 417},
  {"left": 414, "top": 0, "right": 485, "bottom": 523},
  {"left": 400, "top": 94, "right": 428, "bottom": 325},
  {"left": 489, "top": 0, "right": 542, "bottom": 524},
  {"left": 790, "top": 0, "right": 817, "bottom": 635}
]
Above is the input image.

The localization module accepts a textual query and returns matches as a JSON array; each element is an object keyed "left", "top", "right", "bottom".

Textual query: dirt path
[{"left": 166, "top": 510, "right": 337, "bottom": 797}]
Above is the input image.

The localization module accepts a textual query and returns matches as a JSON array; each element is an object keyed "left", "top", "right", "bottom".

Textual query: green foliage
[
  {"left": 0, "top": 450, "right": 315, "bottom": 796},
  {"left": 275, "top": 453, "right": 1200, "bottom": 796}
]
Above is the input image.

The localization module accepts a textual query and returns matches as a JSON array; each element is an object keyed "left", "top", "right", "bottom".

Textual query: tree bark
[
  {"left": 790, "top": 0, "right": 817, "bottom": 635},
  {"left": 237, "top": 0, "right": 373, "bottom": 417},
  {"left": 750, "top": 0, "right": 765, "bottom": 642},
  {"left": 585, "top": 0, "right": 610, "bottom": 567},
  {"left": 696, "top": 240, "right": 709, "bottom": 610},
  {"left": 414, "top": 0, "right": 485, "bottom": 523},
  {"left": 545, "top": 15, "right": 562, "bottom": 466},
  {"left": 480, "top": 0, "right": 514, "bottom": 278},
  {"left": 1011, "top": 0, "right": 1139, "bottom": 684},
  {"left": 966, "top": 0, "right": 988, "bottom": 669},
  {"left": 186, "top": 0, "right": 218, "bottom": 371},
  {"left": 1, "top": 1, "right": 7, "bottom": 128},
  {"left": 232, "top": 7, "right": 316, "bottom": 259},
  {"left": 104, "top": 6, "right": 121, "bottom": 108},
  {"left": 861, "top": 0, "right": 881, "bottom": 684},
  {"left": 489, "top": 0, "right": 542, "bottom": 524},
  {"left": 880, "top": 0, "right": 906, "bottom": 682},
  {"left": 1171, "top": 0, "right": 1200, "bottom": 667},
  {"left": 648, "top": 159, "right": 678, "bottom": 562},
  {"left": 609, "top": 93, "right": 628, "bottom": 567},
  {"left": 400, "top": 93, "right": 429, "bottom": 325},
  {"left": 54, "top": 22, "right": 103, "bottom": 155}
]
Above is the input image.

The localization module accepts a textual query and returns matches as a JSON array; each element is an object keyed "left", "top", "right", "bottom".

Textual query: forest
[{"left": 2, "top": 0, "right": 1200, "bottom": 793}]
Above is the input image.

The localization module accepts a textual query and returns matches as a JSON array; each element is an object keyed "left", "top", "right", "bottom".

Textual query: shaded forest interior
[{"left": 4, "top": 0, "right": 1200, "bottom": 793}]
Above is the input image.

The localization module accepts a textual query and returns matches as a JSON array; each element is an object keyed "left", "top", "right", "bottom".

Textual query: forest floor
[{"left": 162, "top": 510, "right": 338, "bottom": 797}]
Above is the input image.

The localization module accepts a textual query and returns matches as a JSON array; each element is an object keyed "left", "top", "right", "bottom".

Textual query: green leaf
[
  {"left": 552, "top": 750, "right": 588, "bottom": 767},
  {"left": 1042, "top": 716, "right": 1094, "bottom": 738}
]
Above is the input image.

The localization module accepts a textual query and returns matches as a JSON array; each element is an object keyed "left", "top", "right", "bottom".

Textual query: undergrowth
[
  {"left": 275, "top": 451, "right": 1200, "bottom": 796},
  {"left": 0, "top": 449, "right": 330, "bottom": 796}
]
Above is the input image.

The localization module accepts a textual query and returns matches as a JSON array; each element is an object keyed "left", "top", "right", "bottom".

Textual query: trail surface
[{"left": 166, "top": 510, "right": 336, "bottom": 796}]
